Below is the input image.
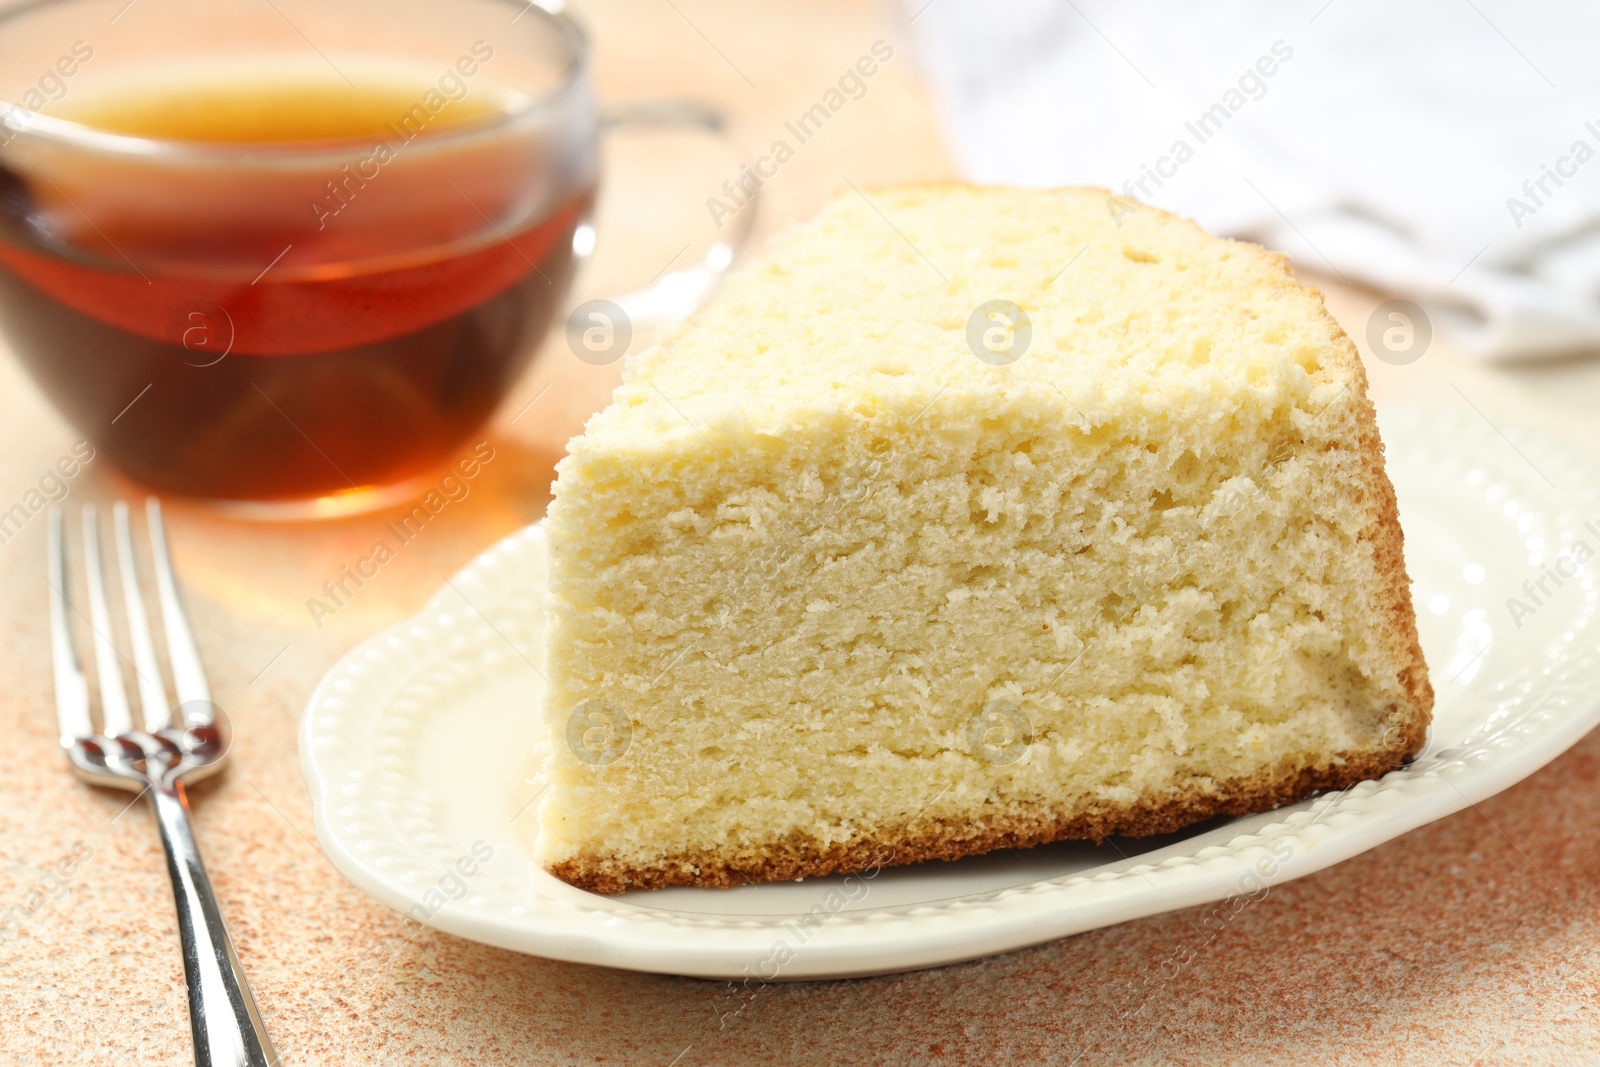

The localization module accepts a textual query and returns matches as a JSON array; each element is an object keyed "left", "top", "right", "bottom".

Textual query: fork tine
[
  {"left": 114, "top": 501, "right": 172, "bottom": 732},
  {"left": 145, "top": 497, "right": 212, "bottom": 724},
  {"left": 82, "top": 505, "right": 132, "bottom": 736},
  {"left": 47, "top": 507, "right": 92, "bottom": 747}
]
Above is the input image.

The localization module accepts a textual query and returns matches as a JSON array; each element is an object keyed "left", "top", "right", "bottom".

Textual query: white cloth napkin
[{"left": 905, "top": 0, "right": 1600, "bottom": 361}]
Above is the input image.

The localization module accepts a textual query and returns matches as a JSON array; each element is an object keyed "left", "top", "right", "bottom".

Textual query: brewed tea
[{"left": 0, "top": 56, "right": 592, "bottom": 502}]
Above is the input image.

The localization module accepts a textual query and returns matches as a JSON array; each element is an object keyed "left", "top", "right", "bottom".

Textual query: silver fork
[{"left": 48, "top": 499, "right": 277, "bottom": 1067}]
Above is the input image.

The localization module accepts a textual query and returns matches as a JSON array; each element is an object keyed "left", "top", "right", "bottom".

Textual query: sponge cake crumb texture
[{"left": 536, "top": 185, "right": 1433, "bottom": 893}]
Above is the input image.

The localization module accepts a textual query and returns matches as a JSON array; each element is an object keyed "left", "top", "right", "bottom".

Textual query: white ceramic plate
[{"left": 301, "top": 406, "right": 1600, "bottom": 980}]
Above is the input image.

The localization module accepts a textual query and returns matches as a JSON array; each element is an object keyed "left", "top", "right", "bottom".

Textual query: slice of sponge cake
[{"left": 536, "top": 185, "right": 1432, "bottom": 893}]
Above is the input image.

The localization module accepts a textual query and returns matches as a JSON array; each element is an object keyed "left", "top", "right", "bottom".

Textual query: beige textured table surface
[{"left": 6, "top": 2, "right": 1600, "bottom": 1064}]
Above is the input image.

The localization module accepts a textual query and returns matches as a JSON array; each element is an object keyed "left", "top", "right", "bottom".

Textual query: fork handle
[{"left": 150, "top": 780, "right": 278, "bottom": 1067}]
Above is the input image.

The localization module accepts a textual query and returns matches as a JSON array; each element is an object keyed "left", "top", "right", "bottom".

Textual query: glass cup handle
[{"left": 579, "top": 98, "right": 758, "bottom": 327}]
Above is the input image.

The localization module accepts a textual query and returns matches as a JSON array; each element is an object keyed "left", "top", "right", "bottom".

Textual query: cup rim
[{"left": 0, "top": 0, "right": 590, "bottom": 162}]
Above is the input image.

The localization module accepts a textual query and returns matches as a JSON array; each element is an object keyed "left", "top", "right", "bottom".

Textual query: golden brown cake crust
[
  {"left": 551, "top": 744, "right": 1421, "bottom": 893},
  {"left": 1331, "top": 304, "right": 1436, "bottom": 743}
]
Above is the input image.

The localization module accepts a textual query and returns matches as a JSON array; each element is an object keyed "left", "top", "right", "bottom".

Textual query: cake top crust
[{"left": 574, "top": 184, "right": 1359, "bottom": 450}]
